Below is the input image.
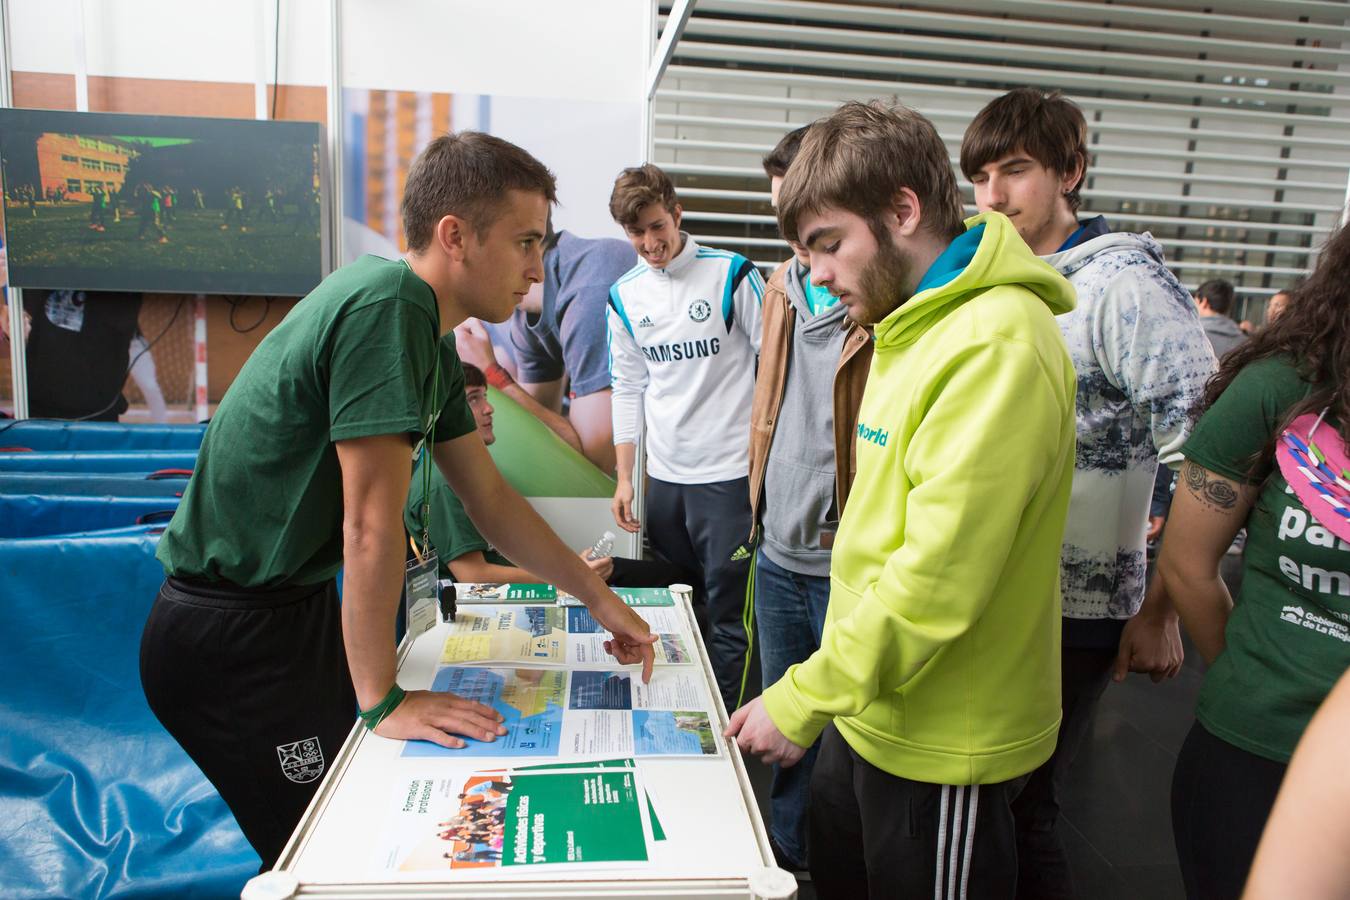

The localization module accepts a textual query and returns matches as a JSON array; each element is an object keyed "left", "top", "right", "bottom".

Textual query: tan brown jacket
[{"left": 747, "top": 258, "right": 873, "bottom": 545}]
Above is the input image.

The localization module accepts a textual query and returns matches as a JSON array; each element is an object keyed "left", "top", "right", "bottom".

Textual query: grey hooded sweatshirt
[{"left": 759, "top": 260, "right": 851, "bottom": 578}]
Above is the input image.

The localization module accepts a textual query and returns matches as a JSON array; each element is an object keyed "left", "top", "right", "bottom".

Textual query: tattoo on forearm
[{"left": 1182, "top": 461, "right": 1238, "bottom": 511}]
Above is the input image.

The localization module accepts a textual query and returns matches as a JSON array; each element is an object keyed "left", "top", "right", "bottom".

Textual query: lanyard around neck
[{"left": 418, "top": 356, "right": 442, "bottom": 552}]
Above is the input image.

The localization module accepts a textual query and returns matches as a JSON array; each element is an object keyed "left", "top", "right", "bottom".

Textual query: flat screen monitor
[{"left": 0, "top": 108, "right": 325, "bottom": 295}]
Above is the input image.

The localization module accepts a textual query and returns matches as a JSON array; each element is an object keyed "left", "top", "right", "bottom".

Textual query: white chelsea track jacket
[{"left": 607, "top": 234, "right": 764, "bottom": 484}]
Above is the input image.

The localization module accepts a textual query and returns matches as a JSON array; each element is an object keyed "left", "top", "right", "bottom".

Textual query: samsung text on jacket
[{"left": 641, "top": 337, "right": 721, "bottom": 363}]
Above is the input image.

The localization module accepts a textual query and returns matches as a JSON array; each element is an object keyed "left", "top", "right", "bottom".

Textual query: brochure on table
[
  {"left": 446, "top": 582, "right": 557, "bottom": 602},
  {"left": 375, "top": 761, "right": 655, "bottom": 873},
  {"left": 560, "top": 586, "right": 677, "bottom": 607},
  {"left": 439, "top": 605, "right": 694, "bottom": 668},
  {"left": 444, "top": 583, "right": 677, "bottom": 607}
]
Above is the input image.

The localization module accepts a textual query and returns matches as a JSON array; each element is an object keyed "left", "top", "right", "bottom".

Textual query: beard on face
[{"left": 850, "top": 230, "right": 914, "bottom": 326}]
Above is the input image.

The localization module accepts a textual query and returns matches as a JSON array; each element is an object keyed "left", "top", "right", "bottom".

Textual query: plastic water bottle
[{"left": 586, "top": 530, "right": 616, "bottom": 560}]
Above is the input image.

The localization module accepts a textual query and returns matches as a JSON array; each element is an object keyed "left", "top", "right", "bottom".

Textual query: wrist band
[
  {"left": 484, "top": 363, "right": 514, "bottom": 390},
  {"left": 358, "top": 684, "right": 406, "bottom": 731}
]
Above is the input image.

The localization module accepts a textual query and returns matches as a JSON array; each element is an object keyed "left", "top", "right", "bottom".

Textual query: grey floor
[
  {"left": 1055, "top": 652, "right": 1201, "bottom": 899},
  {"left": 742, "top": 559, "right": 1237, "bottom": 899}
]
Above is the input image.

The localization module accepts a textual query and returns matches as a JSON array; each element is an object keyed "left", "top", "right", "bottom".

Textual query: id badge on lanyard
[
  {"left": 405, "top": 546, "right": 439, "bottom": 638},
  {"left": 405, "top": 358, "right": 441, "bottom": 639}
]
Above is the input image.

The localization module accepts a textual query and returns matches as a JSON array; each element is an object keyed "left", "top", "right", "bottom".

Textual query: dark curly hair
[{"left": 1203, "top": 219, "right": 1350, "bottom": 464}]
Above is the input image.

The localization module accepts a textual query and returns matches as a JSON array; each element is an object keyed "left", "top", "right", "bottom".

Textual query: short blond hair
[{"left": 776, "top": 101, "right": 963, "bottom": 245}]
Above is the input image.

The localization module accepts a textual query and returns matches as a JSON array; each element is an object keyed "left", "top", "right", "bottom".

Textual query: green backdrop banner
[{"left": 484, "top": 387, "right": 615, "bottom": 498}]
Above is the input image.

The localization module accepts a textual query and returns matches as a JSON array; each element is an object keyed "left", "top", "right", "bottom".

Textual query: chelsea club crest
[{"left": 688, "top": 299, "right": 712, "bottom": 322}]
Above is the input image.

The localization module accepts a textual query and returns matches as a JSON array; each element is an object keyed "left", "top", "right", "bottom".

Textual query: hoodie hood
[
  {"left": 873, "top": 211, "right": 1076, "bottom": 351},
  {"left": 1201, "top": 314, "right": 1247, "bottom": 362},
  {"left": 1044, "top": 228, "right": 1168, "bottom": 282},
  {"left": 783, "top": 256, "right": 848, "bottom": 332},
  {"left": 1202, "top": 314, "right": 1244, "bottom": 338}
]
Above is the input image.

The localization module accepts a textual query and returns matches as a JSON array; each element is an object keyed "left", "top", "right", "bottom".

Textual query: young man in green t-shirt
[{"left": 140, "top": 132, "right": 657, "bottom": 868}]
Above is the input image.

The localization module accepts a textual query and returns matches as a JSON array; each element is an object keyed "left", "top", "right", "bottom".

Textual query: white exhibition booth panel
[{"left": 527, "top": 497, "right": 642, "bottom": 563}]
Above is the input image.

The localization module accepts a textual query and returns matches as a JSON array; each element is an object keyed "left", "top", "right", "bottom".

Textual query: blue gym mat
[
  {"left": 0, "top": 451, "right": 197, "bottom": 474},
  {"left": 0, "top": 526, "right": 258, "bottom": 897},
  {"left": 0, "top": 420, "right": 206, "bottom": 452}
]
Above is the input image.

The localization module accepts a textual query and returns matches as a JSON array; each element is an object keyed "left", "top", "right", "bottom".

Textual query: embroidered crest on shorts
[{"left": 276, "top": 737, "right": 324, "bottom": 784}]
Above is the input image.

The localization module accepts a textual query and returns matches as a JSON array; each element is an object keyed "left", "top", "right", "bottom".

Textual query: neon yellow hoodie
[{"left": 760, "top": 212, "right": 1078, "bottom": 785}]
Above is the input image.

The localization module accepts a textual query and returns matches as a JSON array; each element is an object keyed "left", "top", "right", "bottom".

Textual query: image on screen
[{"left": 0, "top": 108, "right": 325, "bottom": 295}]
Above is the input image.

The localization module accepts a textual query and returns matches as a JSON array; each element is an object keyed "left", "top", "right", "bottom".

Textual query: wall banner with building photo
[
  {"left": 340, "top": 87, "right": 641, "bottom": 266},
  {"left": 0, "top": 108, "right": 324, "bottom": 296}
]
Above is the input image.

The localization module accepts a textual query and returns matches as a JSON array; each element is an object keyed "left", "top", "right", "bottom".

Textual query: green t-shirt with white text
[
  {"left": 158, "top": 255, "right": 476, "bottom": 587},
  {"left": 1184, "top": 355, "right": 1350, "bottom": 762}
]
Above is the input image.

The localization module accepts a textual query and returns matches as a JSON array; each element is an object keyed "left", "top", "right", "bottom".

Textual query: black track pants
[
  {"left": 140, "top": 576, "right": 357, "bottom": 869},
  {"left": 644, "top": 476, "right": 753, "bottom": 709},
  {"left": 810, "top": 724, "right": 1028, "bottom": 900}
]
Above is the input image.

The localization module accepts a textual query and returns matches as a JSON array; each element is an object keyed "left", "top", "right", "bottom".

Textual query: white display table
[{"left": 244, "top": 593, "right": 795, "bottom": 900}]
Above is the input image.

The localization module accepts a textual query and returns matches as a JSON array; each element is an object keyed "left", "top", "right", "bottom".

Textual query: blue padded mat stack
[
  {"left": 0, "top": 451, "right": 199, "bottom": 473},
  {"left": 0, "top": 421, "right": 257, "bottom": 898},
  {"left": 0, "top": 471, "right": 187, "bottom": 539},
  {"left": 0, "top": 419, "right": 206, "bottom": 452},
  {"left": 0, "top": 422, "right": 199, "bottom": 537}
]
